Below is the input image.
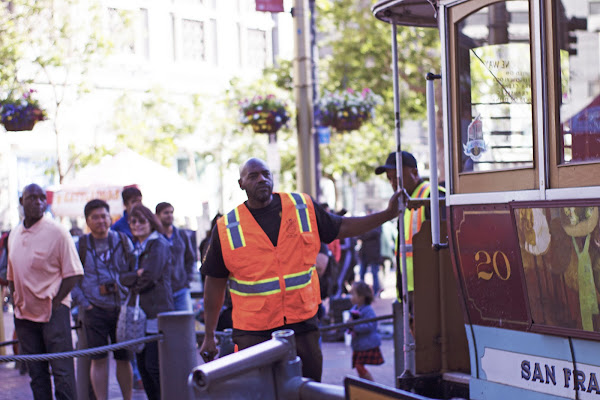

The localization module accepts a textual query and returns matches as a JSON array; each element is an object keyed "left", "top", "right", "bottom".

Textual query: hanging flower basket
[
  {"left": 316, "top": 88, "right": 383, "bottom": 133},
  {"left": 4, "top": 118, "right": 37, "bottom": 132},
  {"left": 239, "top": 95, "right": 290, "bottom": 135},
  {"left": 334, "top": 117, "right": 363, "bottom": 132},
  {"left": 1, "top": 89, "right": 47, "bottom": 132}
]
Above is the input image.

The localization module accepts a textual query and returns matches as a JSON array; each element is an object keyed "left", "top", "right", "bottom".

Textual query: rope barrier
[
  {"left": 318, "top": 314, "right": 393, "bottom": 332},
  {"left": 0, "top": 316, "right": 392, "bottom": 362},
  {"left": 0, "top": 334, "right": 163, "bottom": 363}
]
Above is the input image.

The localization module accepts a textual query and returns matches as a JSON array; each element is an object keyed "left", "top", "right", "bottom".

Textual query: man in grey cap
[{"left": 375, "top": 151, "right": 444, "bottom": 302}]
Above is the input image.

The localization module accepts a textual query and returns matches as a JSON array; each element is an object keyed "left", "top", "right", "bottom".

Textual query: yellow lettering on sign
[
  {"left": 476, "top": 251, "right": 493, "bottom": 280},
  {"left": 476, "top": 250, "right": 511, "bottom": 281}
]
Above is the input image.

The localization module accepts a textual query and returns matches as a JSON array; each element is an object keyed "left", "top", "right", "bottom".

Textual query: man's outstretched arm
[{"left": 336, "top": 190, "right": 403, "bottom": 239}]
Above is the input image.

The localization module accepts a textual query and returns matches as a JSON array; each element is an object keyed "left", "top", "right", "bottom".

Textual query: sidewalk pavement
[{"left": 0, "top": 266, "right": 399, "bottom": 399}]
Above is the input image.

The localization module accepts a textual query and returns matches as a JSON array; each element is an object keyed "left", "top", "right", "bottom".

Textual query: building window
[
  {"left": 140, "top": 8, "right": 149, "bottom": 59},
  {"left": 247, "top": 28, "right": 267, "bottom": 67},
  {"left": 209, "top": 19, "right": 218, "bottom": 66},
  {"left": 235, "top": 22, "right": 242, "bottom": 66},
  {"left": 170, "top": 13, "right": 177, "bottom": 61},
  {"left": 107, "top": 8, "right": 136, "bottom": 56},
  {"left": 107, "top": 7, "right": 149, "bottom": 60},
  {"left": 182, "top": 19, "right": 205, "bottom": 62}
]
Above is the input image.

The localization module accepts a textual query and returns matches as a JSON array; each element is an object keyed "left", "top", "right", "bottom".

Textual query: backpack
[{"left": 78, "top": 231, "right": 132, "bottom": 268}]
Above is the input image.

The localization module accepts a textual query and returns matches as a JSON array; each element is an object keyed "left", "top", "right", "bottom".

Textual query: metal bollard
[
  {"left": 272, "top": 330, "right": 305, "bottom": 400},
  {"left": 158, "top": 311, "right": 197, "bottom": 400},
  {"left": 393, "top": 301, "right": 404, "bottom": 384}
]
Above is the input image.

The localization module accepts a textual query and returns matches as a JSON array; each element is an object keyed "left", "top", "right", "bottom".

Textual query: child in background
[{"left": 348, "top": 281, "right": 384, "bottom": 381}]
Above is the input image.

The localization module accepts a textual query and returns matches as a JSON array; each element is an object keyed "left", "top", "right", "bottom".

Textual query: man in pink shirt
[{"left": 7, "top": 183, "right": 83, "bottom": 400}]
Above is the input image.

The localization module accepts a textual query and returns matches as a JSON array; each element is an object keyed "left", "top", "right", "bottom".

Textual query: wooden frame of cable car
[{"left": 375, "top": 0, "right": 600, "bottom": 383}]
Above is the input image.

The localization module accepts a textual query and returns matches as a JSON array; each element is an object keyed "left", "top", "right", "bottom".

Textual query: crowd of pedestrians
[
  {"left": 2, "top": 185, "right": 196, "bottom": 400},
  {"left": 0, "top": 149, "right": 442, "bottom": 397}
]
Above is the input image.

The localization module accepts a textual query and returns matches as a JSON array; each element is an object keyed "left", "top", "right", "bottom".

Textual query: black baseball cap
[{"left": 375, "top": 151, "right": 418, "bottom": 175}]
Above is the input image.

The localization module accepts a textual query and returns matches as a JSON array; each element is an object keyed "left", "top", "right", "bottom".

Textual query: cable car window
[
  {"left": 456, "top": 1, "right": 534, "bottom": 173},
  {"left": 556, "top": 2, "right": 599, "bottom": 165}
]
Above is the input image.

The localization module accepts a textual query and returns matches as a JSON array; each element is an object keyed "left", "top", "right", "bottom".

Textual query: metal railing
[
  {"left": 0, "top": 309, "right": 440, "bottom": 400},
  {"left": 190, "top": 329, "right": 345, "bottom": 400}
]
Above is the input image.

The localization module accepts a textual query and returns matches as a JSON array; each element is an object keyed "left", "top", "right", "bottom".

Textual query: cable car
[{"left": 373, "top": 1, "right": 600, "bottom": 399}]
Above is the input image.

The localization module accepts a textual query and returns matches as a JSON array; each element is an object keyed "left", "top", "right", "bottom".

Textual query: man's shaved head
[
  {"left": 20, "top": 183, "right": 47, "bottom": 226},
  {"left": 23, "top": 183, "right": 43, "bottom": 196},
  {"left": 239, "top": 158, "right": 270, "bottom": 179},
  {"left": 238, "top": 158, "right": 273, "bottom": 208}
]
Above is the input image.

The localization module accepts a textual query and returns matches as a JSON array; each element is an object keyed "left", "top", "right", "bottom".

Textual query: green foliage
[
  {"left": 262, "top": 59, "right": 294, "bottom": 92},
  {"left": 317, "top": 0, "right": 440, "bottom": 123},
  {"left": 111, "top": 89, "right": 203, "bottom": 167},
  {"left": 0, "top": 1, "right": 44, "bottom": 89},
  {"left": 67, "top": 143, "right": 115, "bottom": 173},
  {"left": 312, "top": 0, "right": 439, "bottom": 184}
]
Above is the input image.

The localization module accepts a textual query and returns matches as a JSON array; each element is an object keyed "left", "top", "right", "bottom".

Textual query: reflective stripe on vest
[
  {"left": 405, "top": 182, "right": 431, "bottom": 257},
  {"left": 284, "top": 266, "right": 316, "bottom": 291},
  {"left": 229, "top": 276, "right": 281, "bottom": 296},
  {"left": 288, "top": 193, "right": 312, "bottom": 233},
  {"left": 224, "top": 208, "right": 246, "bottom": 250}
]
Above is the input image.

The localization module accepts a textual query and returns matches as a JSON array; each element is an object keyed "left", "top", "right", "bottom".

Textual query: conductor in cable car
[{"left": 375, "top": 151, "right": 446, "bottom": 310}]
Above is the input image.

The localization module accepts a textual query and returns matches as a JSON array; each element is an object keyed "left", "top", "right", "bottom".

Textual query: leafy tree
[
  {"left": 315, "top": 0, "right": 440, "bottom": 192},
  {"left": 0, "top": 1, "right": 42, "bottom": 88},
  {"left": 111, "top": 89, "right": 203, "bottom": 167},
  {"left": 1, "top": 0, "right": 112, "bottom": 183}
]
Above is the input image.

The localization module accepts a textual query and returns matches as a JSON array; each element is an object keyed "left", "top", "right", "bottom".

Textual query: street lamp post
[{"left": 292, "top": 0, "right": 316, "bottom": 196}]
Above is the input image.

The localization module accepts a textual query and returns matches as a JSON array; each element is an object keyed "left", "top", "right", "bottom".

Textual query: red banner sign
[{"left": 255, "top": 0, "right": 284, "bottom": 13}]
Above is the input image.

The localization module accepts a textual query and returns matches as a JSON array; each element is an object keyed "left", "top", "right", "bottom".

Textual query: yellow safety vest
[{"left": 397, "top": 181, "right": 445, "bottom": 293}]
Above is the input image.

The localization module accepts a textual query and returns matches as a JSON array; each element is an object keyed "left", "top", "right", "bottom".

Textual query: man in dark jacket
[
  {"left": 156, "top": 202, "right": 195, "bottom": 312},
  {"left": 71, "top": 199, "right": 136, "bottom": 400}
]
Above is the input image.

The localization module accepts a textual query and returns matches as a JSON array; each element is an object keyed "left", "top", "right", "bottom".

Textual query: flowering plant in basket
[
  {"left": 0, "top": 89, "right": 47, "bottom": 131},
  {"left": 316, "top": 88, "right": 383, "bottom": 132},
  {"left": 239, "top": 95, "right": 290, "bottom": 134}
]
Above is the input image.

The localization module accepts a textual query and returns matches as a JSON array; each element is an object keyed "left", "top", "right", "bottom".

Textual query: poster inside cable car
[
  {"left": 515, "top": 206, "right": 600, "bottom": 333},
  {"left": 457, "top": 1, "right": 534, "bottom": 173}
]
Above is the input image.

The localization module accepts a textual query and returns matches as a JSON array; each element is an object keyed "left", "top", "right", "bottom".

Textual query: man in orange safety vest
[{"left": 200, "top": 158, "right": 403, "bottom": 382}]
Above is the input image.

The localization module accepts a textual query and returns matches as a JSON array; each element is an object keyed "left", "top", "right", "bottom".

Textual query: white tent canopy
[{"left": 52, "top": 150, "right": 206, "bottom": 220}]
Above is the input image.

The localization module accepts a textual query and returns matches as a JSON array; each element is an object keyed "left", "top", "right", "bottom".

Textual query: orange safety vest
[{"left": 217, "top": 192, "right": 321, "bottom": 331}]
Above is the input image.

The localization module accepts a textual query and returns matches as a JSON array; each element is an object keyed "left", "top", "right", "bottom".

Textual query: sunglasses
[{"left": 129, "top": 218, "right": 149, "bottom": 226}]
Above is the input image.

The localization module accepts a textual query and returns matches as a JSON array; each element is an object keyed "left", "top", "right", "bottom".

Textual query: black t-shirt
[
  {"left": 201, "top": 193, "right": 342, "bottom": 279},
  {"left": 201, "top": 193, "right": 342, "bottom": 336}
]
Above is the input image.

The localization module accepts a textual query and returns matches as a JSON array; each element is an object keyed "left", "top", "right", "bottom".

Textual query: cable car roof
[{"left": 372, "top": 0, "right": 438, "bottom": 28}]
